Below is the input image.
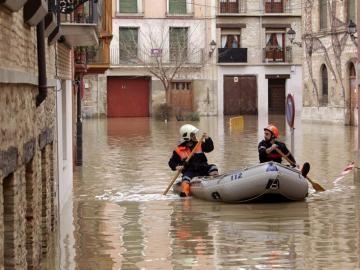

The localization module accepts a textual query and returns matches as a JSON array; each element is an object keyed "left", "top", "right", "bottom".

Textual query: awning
[{"left": 60, "top": 23, "right": 99, "bottom": 47}]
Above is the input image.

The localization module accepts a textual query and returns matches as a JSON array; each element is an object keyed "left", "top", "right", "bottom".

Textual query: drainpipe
[
  {"left": 36, "top": 20, "right": 47, "bottom": 107},
  {"left": 357, "top": 4, "right": 360, "bottom": 172},
  {"left": 76, "top": 79, "right": 83, "bottom": 166}
]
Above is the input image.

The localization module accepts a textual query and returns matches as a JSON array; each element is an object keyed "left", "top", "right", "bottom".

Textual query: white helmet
[{"left": 179, "top": 124, "right": 199, "bottom": 143}]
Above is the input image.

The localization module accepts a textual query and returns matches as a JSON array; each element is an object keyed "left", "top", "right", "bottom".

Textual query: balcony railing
[
  {"left": 218, "top": 48, "right": 247, "bottom": 63},
  {"left": 262, "top": 46, "right": 292, "bottom": 63},
  {"left": 218, "top": 0, "right": 246, "bottom": 14},
  {"left": 110, "top": 48, "right": 204, "bottom": 66},
  {"left": 86, "top": 46, "right": 104, "bottom": 64},
  {"left": 264, "top": 1, "right": 291, "bottom": 13},
  {"left": 61, "top": 1, "right": 98, "bottom": 24}
]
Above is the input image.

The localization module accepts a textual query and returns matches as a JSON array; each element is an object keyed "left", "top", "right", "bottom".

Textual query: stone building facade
[
  {"left": 302, "top": 0, "right": 358, "bottom": 124},
  {"left": 0, "top": 3, "right": 59, "bottom": 269},
  {"left": 216, "top": 0, "right": 303, "bottom": 125}
]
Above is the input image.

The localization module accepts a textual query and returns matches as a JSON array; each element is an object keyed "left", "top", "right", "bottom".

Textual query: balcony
[
  {"left": 218, "top": 48, "right": 247, "bottom": 63},
  {"left": 60, "top": 2, "right": 99, "bottom": 47},
  {"left": 110, "top": 48, "right": 204, "bottom": 66},
  {"left": 218, "top": 0, "right": 246, "bottom": 14},
  {"left": 86, "top": 42, "right": 111, "bottom": 74},
  {"left": 262, "top": 46, "right": 292, "bottom": 63},
  {"left": 264, "top": 1, "right": 291, "bottom": 13}
]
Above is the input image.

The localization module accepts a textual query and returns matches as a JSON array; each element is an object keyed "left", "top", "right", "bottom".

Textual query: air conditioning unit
[{"left": 1, "top": 0, "right": 28, "bottom": 12}]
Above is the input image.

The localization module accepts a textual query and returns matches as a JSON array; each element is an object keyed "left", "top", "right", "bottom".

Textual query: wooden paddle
[
  {"left": 275, "top": 148, "right": 326, "bottom": 192},
  {"left": 163, "top": 135, "right": 205, "bottom": 195}
]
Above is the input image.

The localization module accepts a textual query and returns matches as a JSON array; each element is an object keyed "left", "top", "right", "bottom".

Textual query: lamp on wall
[
  {"left": 209, "top": 40, "right": 217, "bottom": 57},
  {"left": 287, "top": 27, "right": 302, "bottom": 47},
  {"left": 348, "top": 20, "right": 357, "bottom": 41}
]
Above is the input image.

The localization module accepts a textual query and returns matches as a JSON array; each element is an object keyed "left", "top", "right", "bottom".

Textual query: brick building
[{"left": 0, "top": 1, "right": 60, "bottom": 269}]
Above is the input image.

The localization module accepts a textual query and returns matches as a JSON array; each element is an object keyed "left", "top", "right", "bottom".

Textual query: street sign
[
  {"left": 286, "top": 93, "right": 295, "bottom": 128},
  {"left": 151, "top": 48, "right": 162, "bottom": 57}
]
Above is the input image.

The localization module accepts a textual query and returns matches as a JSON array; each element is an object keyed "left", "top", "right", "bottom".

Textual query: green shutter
[
  {"left": 169, "top": 0, "right": 187, "bottom": 14},
  {"left": 119, "top": 28, "right": 138, "bottom": 60},
  {"left": 120, "top": 0, "right": 137, "bottom": 13},
  {"left": 169, "top": 28, "right": 188, "bottom": 61},
  {"left": 348, "top": 0, "right": 355, "bottom": 22},
  {"left": 319, "top": 0, "right": 327, "bottom": 29}
]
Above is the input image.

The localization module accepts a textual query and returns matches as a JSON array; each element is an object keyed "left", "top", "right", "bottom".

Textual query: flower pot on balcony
[{"left": 1, "top": 0, "right": 27, "bottom": 12}]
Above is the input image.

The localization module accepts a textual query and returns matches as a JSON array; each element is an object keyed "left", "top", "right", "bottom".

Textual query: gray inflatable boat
[{"left": 173, "top": 162, "right": 309, "bottom": 203}]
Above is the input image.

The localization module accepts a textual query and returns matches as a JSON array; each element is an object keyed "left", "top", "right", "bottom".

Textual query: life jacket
[
  {"left": 267, "top": 151, "right": 282, "bottom": 160},
  {"left": 175, "top": 143, "right": 203, "bottom": 160}
]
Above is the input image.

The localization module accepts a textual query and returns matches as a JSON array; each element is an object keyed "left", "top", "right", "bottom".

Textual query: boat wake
[{"left": 95, "top": 190, "right": 180, "bottom": 202}]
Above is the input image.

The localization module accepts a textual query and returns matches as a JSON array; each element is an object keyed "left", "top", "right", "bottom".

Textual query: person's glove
[{"left": 181, "top": 158, "right": 189, "bottom": 169}]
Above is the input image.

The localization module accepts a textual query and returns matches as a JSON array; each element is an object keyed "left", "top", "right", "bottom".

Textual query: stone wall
[
  {"left": 0, "top": 5, "right": 57, "bottom": 270},
  {"left": 302, "top": 0, "right": 358, "bottom": 124}
]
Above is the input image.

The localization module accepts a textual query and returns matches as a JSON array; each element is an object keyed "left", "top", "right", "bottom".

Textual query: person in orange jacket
[{"left": 168, "top": 124, "right": 219, "bottom": 197}]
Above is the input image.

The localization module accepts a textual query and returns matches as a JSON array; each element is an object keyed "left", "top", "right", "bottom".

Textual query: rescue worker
[
  {"left": 168, "top": 124, "right": 219, "bottom": 197},
  {"left": 258, "top": 124, "right": 296, "bottom": 165}
]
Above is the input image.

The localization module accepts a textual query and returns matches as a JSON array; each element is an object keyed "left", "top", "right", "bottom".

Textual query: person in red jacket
[
  {"left": 258, "top": 124, "right": 296, "bottom": 165},
  {"left": 258, "top": 124, "right": 310, "bottom": 177},
  {"left": 168, "top": 124, "right": 218, "bottom": 197}
]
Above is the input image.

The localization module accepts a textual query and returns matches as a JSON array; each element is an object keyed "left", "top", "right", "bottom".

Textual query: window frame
[{"left": 119, "top": 27, "right": 139, "bottom": 62}]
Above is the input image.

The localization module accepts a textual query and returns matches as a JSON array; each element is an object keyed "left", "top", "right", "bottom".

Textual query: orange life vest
[{"left": 175, "top": 143, "right": 203, "bottom": 160}]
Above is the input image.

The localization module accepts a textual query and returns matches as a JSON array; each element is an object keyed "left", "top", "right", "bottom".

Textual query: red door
[{"left": 107, "top": 77, "right": 150, "bottom": 117}]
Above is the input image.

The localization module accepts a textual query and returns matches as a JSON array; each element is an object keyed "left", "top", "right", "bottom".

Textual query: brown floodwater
[{"left": 60, "top": 116, "right": 360, "bottom": 270}]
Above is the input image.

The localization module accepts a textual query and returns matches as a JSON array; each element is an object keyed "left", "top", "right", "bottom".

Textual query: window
[
  {"left": 221, "top": 34, "right": 241, "bottom": 48},
  {"left": 321, "top": 64, "right": 328, "bottom": 106},
  {"left": 265, "top": 0, "right": 283, "bottom": 13},
  {"left": 220, "top": 0, "right": 239, "bottom": 13},
  {"left": 169, "top": 0, "right": 187, "bottom": 14},
  {"left": 119, "top": 27, "right": 138, "bottom": 62},
  {"left": 347, "top": 0, "right": 355, "bottom": 22},
  {"left": 169, "top": 27, "right": 188, "bottom": 62},
  {"left": 119, "top": 0, "right": 137, "bottom": 13},
  {"left": 265, "top": 30, "right": 285, "bottom": 62},
  {"left": 319, "top": 0, "right": 327, "bottom": 29},
  {"left": 171, "top": 81, "right": 192, "bottom": 90}
]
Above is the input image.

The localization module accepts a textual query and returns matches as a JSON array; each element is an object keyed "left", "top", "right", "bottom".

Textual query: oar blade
[{"left": 312, "top": 182, "right": 326, "bottom": 192}]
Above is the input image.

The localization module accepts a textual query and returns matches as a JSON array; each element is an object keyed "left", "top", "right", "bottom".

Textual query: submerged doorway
[
  {"left": 349, "top": 62, "right": 357, "bottom": 126},
  {"left": 268, "top": 78, "right": 286, "bottom": 114}
]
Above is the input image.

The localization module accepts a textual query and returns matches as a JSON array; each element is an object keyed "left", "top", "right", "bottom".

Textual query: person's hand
[
  {"left": 270, "top": 144, "right": 278, "bottom": 151},
  {"left": 176, "top": 165, "right": 184, "bottom": 171}
]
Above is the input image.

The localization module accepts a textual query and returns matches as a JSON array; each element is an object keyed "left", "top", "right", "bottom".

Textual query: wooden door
[
  {"left": 268, "top": 79, "right": 285, "bottom": 114},
  {"left": 170, "top": 81, "right": 193, "bottom": 116},
  {"left": 224, "top": 75, "right": 257, "bottom": 115}
]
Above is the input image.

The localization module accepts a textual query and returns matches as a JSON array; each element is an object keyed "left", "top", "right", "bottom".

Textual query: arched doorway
[{"left": 349, "top": 62, "right": 357, "bottom": 126}]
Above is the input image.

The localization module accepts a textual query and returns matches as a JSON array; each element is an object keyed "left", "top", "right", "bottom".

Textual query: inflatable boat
[{"left": 173, "top": 162, "right": 309, "bottom": 203}]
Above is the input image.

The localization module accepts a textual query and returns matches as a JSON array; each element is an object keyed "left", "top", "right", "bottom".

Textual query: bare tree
[{"left": 118, "top": 21, "right": 205, "bottom": 105}]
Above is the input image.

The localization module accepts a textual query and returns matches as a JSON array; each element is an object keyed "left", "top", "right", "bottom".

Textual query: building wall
[
  {"left": 216, "top": 0, "right": 302, "bottom": 116},
  {"left": 0, "top": 6, "right": 57, "bottom": 269},
  {"left": 302, "top": 0, "right": 358, "bottom": 124},
  {"left": 101, "top": 0, "right": 216, "bottom": 117}
]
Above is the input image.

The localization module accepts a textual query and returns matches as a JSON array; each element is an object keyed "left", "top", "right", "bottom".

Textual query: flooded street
[{"left": 61, "top": 116, "right": 359, "bottom": 270}]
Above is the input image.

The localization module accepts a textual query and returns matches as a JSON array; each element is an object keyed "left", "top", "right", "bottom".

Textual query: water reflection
[{"left": 62, "top": 116, "right": 360, "bottom": 270}]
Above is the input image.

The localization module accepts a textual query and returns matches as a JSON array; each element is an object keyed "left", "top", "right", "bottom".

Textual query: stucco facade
[{"left": 302, "top": 0, "right": 358, "bottom": 124}]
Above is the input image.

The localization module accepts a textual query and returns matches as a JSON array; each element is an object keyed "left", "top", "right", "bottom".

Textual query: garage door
[
  {"left": 224, "top": 75, "right": 257, "bottom": 115},
  {"left": 107, "top": 76, "right": 150, "bottom": 117}
]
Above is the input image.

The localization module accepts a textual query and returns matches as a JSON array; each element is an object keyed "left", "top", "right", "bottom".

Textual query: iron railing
[
  {"left": 218, "top": 48, "right": 247, "bottom": 63},
  {"left": 262, "top": 46, "right": 292, "bottom": 63},
  {"left": 218, "top": 0, "right": 246, "bottom": 14}
]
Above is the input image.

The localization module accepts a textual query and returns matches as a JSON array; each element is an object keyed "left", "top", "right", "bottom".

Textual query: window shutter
[
  {"left": 119, "top": 28, "right": 138, "bottom": 60},
  {"left": 169, "top": 0, "right": 186, "bottom": 14},
  {"left": 348, "top": 0, "right": 355, "bottom": 22},
  {"left": 120, "top": 0, "right": 137, "bottom": 13},
  {"left": 319, "top": 0, "right": 327, "bottom": 29}
]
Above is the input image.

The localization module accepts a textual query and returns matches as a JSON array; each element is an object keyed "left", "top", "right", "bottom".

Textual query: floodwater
[{"left": 60, "top": 116, "right": 360, "bottom": 270}]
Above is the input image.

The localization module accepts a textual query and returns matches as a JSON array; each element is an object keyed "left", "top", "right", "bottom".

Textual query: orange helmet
[{"left": 264, "top": 124, "right": 279, "bottom": 138}]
